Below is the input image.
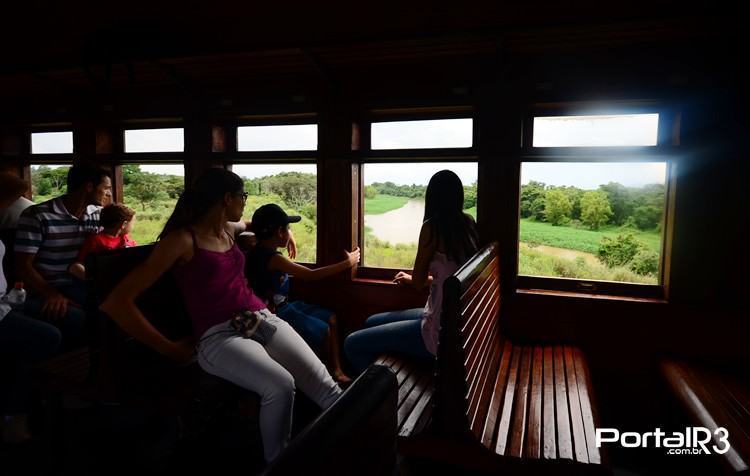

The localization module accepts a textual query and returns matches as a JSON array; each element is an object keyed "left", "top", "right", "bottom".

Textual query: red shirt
[{"left": 76, "top": 233, "right": 137, "bottom": 263}]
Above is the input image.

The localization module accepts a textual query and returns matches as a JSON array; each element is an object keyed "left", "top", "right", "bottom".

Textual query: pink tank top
[
  {"left": 174, "top": 228, "right": 266, "bottom": 339},
  {"left": 421, "top": 252, "right": 461, "bottom": 356}
]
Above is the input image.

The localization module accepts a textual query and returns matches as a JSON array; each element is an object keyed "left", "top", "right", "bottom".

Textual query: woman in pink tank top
[
  {"left": 101, "top": 169, "right": 341, "bottom": 464},
  {"left": 344, "top": 170, "right": 479, "bottom": 373}
]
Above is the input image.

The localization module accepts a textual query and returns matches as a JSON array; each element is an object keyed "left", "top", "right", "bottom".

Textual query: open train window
[
  {"left": 232, "top": 163, "right": 318, "bottom": 264},
  {"left": 231, "top": 116, "right": 319, "bottom": 263},
  {"left": 518, "top": 108, "right": 677, "bottom": 299},
  {"left": 30, "top": 164, "right": 71, "bottom": 203},
  {"left": 356, "top": 111, "right": 477, "bottom": 279},
  {"left": 362, "top": 162, "right": 477, "bottom": 269},
  {"left": 121, "top": 164, "right": 185, "bottom": 245}
]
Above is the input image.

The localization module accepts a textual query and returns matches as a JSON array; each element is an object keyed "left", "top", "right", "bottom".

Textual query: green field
[
  {"left": 364, "top": 194, "right": 410, "bottom": 215},
  {"left": 519, "top": 245, "right": 656, "bottom": 284},
  {"left": 122, "top": 197, "right": 177, "bottom": 245},
  {"left": 518, "top": 218, "right": 661, "bottom": 284},
  {"left": 519, "top": 218, "right": 661, "bottom": 254}
]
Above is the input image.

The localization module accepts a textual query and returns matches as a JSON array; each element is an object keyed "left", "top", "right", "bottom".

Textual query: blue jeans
[
  {"left": 0, "top": 311, "right": 62, "bottom": 413},
  {"left": 24, "top": 283, "right": 88, "bottom": 351},
  {"left": 276, "top": 301, "right": 333, "bottom": 352},
  {"left": 344, "top": 308, "right": 433, "bottom": 374}
]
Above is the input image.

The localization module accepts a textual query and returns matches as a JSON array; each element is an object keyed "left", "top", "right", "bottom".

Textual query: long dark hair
[
  {"left": 422, "top": 170, "right": 478, "bottom": 264},
  {"left": 159, "top": 168, "right": 244, "bottom": 240}
]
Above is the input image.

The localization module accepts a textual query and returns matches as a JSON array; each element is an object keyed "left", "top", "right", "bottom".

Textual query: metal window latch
[{"left": 577, "top": 282, "right": 597, "bottom": 291}]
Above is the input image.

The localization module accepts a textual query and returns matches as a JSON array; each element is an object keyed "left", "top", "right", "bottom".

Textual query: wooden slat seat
[
  {"left": 661, "top": 360, "right": 750, "bottom": 474},
  {"left": 374, "top": 355, "right": 434, "bottom": 441},
  {"left": 378, "top": 243, "right": 607, "bottom": 474}
]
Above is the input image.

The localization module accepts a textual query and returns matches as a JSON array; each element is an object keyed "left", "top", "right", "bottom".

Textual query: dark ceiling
[{"left": 1, "top": 1, "right": 712, "bottom": 75}]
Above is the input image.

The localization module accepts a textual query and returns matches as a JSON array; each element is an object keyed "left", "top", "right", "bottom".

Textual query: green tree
[
  {"left": 122, "top": 164, "right": 143, "bottom": 186},
  {"left": 544, "top": 189, "right": 572, "bottom": 226},
  {"left": 265, "top": 172, "right": 317, "bottom": 209},
  {"left": 561, "top": 186, "right": 584, "bottom": 220},
  {"left": 364, "top": 185, "right": 378, "bottom": 199},
  {"left": 580, "top": 190, "right": 613, "bottom": 230},
  {"left": 632, "top": 205, "right": 662, "bottom": 230},
  {"left": 597, "top": 233, "right": 643, "bottom": 268},
  {"left": 599, "top": 182, "right": 633, "bottom": 225},
  {"left": 36, "top": 178, "right": 52, "bottom": 196},
  {"left": 128, "top": 173, "right": 162, "bottom": 211},
  {"left": 520, "top": 181, "right": 546, "bottom": 219},
  {"left": 463, "top": 183, "right": 477, "bottom": 209},
  {"left": 163, "top": 175, "right": 185, "bottom": 199}
]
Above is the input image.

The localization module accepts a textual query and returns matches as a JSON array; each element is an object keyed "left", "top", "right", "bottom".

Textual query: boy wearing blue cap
[{"left": 246, "top": 203, "right": 359, "bottom": 383}]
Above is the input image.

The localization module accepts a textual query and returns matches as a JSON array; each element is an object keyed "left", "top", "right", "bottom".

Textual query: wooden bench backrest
[
  {"left": 434, "top": 242, "right": 501, "bottom": 438},
  {"left": 87, "top": 245, "right": 192, "bottom": 372}
]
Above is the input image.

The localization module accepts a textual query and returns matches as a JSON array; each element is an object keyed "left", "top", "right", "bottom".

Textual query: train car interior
[{"left": 0, "top": 2, "right": 746, "bottom": 475}]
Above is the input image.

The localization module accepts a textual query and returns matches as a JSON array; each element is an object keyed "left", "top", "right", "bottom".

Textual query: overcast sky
[{"left": 30, "top": 115, "right": 663, "bottom": 187}]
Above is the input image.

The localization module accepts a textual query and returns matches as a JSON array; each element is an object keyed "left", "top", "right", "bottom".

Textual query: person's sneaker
[{"left": 2, "top": 414, "right": 32, "bottom": 444}]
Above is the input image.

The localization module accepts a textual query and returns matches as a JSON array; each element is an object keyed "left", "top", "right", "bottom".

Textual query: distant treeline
[
  {"left": 365, "top": 181, "right": 477, "bottom": 210},
  {"left": 520, "top": 181, "right": 665, "bottom": 231}
]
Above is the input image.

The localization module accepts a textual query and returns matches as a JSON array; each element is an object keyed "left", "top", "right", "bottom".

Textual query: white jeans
[{"left": 197, "top": 309, "right": 342, "bottom": 462}]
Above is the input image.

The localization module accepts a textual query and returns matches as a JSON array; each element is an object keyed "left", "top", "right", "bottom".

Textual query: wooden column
[
  {"left": 184, "top": 109, "right": 224, "bottom": 187},
  {"left": 317, "top": 94, "right": 356, "bottom": 268},
  {"left": 0, "top": 123, "right": 31, "bottom": 198},
  {"left": 478, "top": 79, "right": 524, "bottom": 299}
]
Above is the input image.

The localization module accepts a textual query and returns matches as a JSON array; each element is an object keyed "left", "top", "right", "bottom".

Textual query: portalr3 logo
[{"left": 596, "top": 427, "right": 730, "bottom": 455}]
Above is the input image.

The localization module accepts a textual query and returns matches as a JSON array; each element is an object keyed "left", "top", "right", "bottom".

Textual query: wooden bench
[
  {"left": 87, "top": 245, "right": 257, "bottom": 430},
  {"left": 661, "top": 360, "right": 750, "bottom": 474},
  {"left": 263, "top": 364, "right": 398, "bottom": 476},
  {"left": 377, "top": 243, "right": 607, "bottom": 474}
]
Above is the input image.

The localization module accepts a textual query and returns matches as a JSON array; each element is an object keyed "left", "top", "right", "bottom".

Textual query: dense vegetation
[
  {"left": 518, "top": 180, "right": 665, "bottom": 283},
  {"left": 365, "top": 181, "right": 477, "bottom": 210},
  {"left": 29, "top": 166, "right": 664, "bottom": 283}
]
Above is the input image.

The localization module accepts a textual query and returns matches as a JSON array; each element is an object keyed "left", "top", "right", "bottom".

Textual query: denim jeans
[
  {"left": 24, "top": 282, "right": 88, "bottom": 351},
  {"left": 0, "top": 311, "right": 61, "bottom": 413},
  {"left": 344, "top": 307, "right": 434, "bottom": 374}
]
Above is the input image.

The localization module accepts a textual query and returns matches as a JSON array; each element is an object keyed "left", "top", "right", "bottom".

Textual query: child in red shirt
[{"left": 69, "top": 203, "right": 137, "bottom": 280}]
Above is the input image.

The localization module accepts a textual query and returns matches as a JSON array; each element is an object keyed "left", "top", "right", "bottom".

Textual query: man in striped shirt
[{"left": 15, "top": 165, "right": 112, "bottom": 348}]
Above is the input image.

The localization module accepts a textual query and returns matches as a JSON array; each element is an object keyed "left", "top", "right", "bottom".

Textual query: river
[{"left": 364, "top": 199, "right": 424, "bottom": 245}]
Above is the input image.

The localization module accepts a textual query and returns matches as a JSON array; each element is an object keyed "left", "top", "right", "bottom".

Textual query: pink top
[
  {"left": 421, "top": 252, "right": 461, "bottom": 356},
  {"left": 174, "top": 228, "right": 266, "bottom": 339}
]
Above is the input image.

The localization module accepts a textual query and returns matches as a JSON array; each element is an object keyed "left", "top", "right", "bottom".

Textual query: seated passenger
[
  {"left": 344, "top": 170, "right": 478, "bottom": 373},
  {"left": 246, "top": 203, "right": 359, "bottom": 384},
  {"left": 15, "top": 165, "right": 111, "bottom": 350},
  {"left": 100, "top": 168, "right": 341, "bottom": 464},
  {"left": 0, "top": 173, "right": 61, "bottom": 444},
  {"left": 68, "top": 203, "right": 137, "bottom": 280}
]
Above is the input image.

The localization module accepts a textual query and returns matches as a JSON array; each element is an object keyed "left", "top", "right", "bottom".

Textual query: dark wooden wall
[{"left": 0, "top": 17, "right": 746, "bottom": 373}]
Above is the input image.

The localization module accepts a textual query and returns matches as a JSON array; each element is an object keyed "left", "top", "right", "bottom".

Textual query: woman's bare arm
[
  {"left": 100, "top": 230, "right": 194, "bottom": 362},
  {"left": 411, "top": 222, "right": 436, "bottom": 290}
]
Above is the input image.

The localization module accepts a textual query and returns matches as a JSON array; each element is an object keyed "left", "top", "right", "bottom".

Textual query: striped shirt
[{"left": 15, "top": 197, "right": 101, "bottom": 288}]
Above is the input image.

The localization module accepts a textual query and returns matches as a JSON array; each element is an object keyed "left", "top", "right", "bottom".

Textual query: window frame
[
  {"left": 230, "top": 114, "right": 320, "bottom": 264},
  {"left": 355, "top": 108, "right": 479, "bottom": 281},
  {"left": 516, "top": 103, "right": 680, "bottom": 300},
  {"left": 29, "top": 125, "right": 75, "bottom": 158},
  {"left": 122, "top": 119, "right": 186, "bottom": 156}
]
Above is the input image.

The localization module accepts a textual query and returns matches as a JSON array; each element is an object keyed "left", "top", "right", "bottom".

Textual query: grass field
[
  {"left": 519, "top": 218, "right": 661, "bottom": 254},
  {"left": 518, "top": 218, "right": 661, "bottom": 284},
  {"left": 364, "top": 194, "right": 410, "bottom": 215},
  {"left": 519, "top": 244, "right": 656, "bottom": 284}
]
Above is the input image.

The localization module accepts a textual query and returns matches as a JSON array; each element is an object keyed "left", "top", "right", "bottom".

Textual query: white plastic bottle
[{"left": 5, "top": 282, "right": 26, "bottom": 308}]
